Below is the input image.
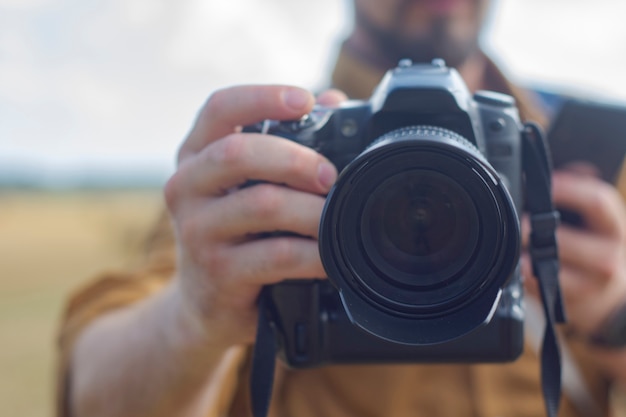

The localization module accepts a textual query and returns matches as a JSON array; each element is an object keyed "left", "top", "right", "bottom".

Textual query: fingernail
[
  {"left": 284, "top": 88, "right": 311, "bottom": 111},
  {"left": 318, "top": 162, "right": 337, "bottom": 191}
]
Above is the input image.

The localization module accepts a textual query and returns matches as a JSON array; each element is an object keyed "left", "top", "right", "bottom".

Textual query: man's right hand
[
  {"left": 69, "top": 86, "right": 343, "bottom": 417},
  {"left": 163, "top": 85, "right": 339, "bottom": 350}
]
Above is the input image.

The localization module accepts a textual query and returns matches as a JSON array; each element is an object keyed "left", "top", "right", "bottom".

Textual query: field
[{"left": 0, "top": 190, "right": 163, "bottom": 416}]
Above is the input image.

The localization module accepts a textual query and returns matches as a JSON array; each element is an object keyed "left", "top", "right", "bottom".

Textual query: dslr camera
[{"left": 248, "top": 59, "right": 526, "bottom": 366}]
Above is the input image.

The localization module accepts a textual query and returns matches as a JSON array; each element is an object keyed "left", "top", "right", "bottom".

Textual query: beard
[{"left": 355, "top": 2, "right": 481, "bottom": 69}]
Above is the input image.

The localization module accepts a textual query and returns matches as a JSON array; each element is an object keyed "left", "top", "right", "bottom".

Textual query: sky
[{"left": 1, "top": 0, "right": 625, "bottom": 188}]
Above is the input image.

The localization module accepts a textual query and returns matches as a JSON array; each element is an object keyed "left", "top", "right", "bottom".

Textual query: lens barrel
[{"left": 319, "top": 126, "right": 520, "bottom": 344}]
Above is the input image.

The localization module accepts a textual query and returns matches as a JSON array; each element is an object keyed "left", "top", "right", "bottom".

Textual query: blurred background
[{"left": 1, "top": 0, "right": 625, "bottom": 415}]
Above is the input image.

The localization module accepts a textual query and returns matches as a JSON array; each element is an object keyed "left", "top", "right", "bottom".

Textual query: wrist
[{"left": 160, "top": 279, "right": 231, "bottom": 358}]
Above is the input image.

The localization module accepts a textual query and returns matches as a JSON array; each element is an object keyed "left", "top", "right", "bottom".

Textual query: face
[{"left": 353, "top": 0, "right": 492, "bottom": 68}]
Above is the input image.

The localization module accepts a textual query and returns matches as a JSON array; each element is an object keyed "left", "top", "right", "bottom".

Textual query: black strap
[
  {"left": 250, "top": 287, "right": 276, "bottom": 417},
  {"left": 249, "top": 124, "right": 565, "bottom": 417},
  {"left": 523, "top": 122, "right": 567, "bottom": 417}
]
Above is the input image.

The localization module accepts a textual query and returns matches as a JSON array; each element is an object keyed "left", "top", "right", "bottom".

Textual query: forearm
[{"left": 70, "top": 280, "right": 230, "bottom": 417}]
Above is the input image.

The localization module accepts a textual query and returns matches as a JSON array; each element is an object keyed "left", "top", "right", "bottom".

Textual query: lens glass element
[{"left": 361, "top": 169, "right": 479, "bottom": 287}]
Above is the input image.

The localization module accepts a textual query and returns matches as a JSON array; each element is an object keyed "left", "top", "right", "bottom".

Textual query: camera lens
[
  {"left": 361, "top": 170, "right": 479, "bottom": 286},
  {"left": 319, "top": 126, "right": 520, "bottom": 319}
]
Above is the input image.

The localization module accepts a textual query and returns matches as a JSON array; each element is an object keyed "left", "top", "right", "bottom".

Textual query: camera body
[{"left": 252, "top": 59, "right": 526, "bottom": 367}]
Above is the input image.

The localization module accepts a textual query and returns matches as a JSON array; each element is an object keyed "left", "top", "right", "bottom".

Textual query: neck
[{"left": 344, "top": 28, "right": 488, "bottom": 92}]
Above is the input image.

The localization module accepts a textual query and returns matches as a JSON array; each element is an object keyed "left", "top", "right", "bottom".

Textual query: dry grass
[{"left": 0, "top": 189, "right": 163, "bottom": 417}]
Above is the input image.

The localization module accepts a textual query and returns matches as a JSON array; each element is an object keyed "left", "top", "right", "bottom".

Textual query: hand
[
  {"left": 164, "top": 85, "right": 344, "bottom": 349},
  {"left": 522, "top": 169, "right": 626, "bottom": 336}
]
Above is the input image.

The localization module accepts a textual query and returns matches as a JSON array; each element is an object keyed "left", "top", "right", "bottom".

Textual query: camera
[{"left": 247, "top": 59, "right": 526, "bottom": 367}]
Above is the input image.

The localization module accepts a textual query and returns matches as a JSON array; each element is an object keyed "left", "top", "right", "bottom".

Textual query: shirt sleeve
[{"left": 55, "top": 266, "right": 167, "bottom": 417}]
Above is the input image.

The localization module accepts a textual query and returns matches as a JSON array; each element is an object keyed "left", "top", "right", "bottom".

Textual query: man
[{"left": 58, "top": 1, "right": 626, "bottom": 416}]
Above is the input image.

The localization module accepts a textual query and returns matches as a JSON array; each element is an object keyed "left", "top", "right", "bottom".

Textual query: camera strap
[
  {"left": 249, "top": 123, "right": 566, "bottom": 417},
  {"left": 251, "top": 286, "right": 277, "bottom": 417},
  {"left": 522, "top": 122, "right": 567, "bottom": 417}
]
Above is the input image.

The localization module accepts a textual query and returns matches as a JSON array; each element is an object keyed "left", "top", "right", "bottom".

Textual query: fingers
[
  {"left": 552, "top": 171, "right": 626, "bottom": 238},
  {"left": 181, "top": 184, "right": 326, "bottom": 244},
  {"left": 521, "top": 222, "right": 621, "bottom": 288},
  {"left": 557, "top": 263, "right": 625, "bottom": 334},
  {"left": 177, "top": 233, "right": 327, "bottom": 344},
  {"left": 168, "top": 133, "right": 337, "bottom": 203},
  {"left": 522, "top": 252, "right": 602, "bottom": 332},
  {"left": 556, "top": 226, "right": 624, "bottom": 283},
  {"left": 316, "top": 89, "right": 349, "bottom": 106},
  {"left": 559, "top": 161, "right": 602, "bottom": 178},
  {"left": 179, "top": 85, "right": 315, "bottom": 163},
  {"left": 199, "top": 237, "right": 326, "bottom": 287},
  {"left": 198, "top": 132, "right": 335, "bottom": 195},
  {"left": 229, "top": 238, "right": 327, "bottom": 284},
  {"left": 522, "top": 251, "right": 593, "bottom": 297}
]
